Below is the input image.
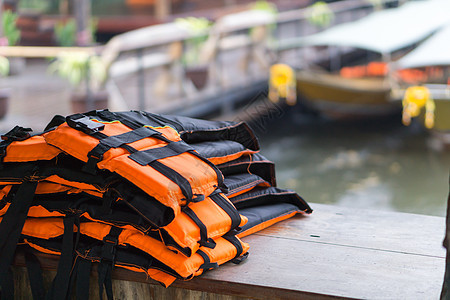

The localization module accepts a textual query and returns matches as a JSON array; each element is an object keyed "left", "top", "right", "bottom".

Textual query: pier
[{"left": 13, "top": 203, "right": 446, "bottom": 299}]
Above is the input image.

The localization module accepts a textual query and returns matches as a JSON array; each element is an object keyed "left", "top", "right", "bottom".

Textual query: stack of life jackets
[{"left": 0, "top": 110, "right": 312, "bottom": 299}]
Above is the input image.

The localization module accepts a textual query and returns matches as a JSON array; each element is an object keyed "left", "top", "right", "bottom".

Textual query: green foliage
[
  {"left": 0, "top": 56, "right": 9, "bottom": 77},
  {"left": 54, "top": 18, "right": 98, "bottom": 47},
  {"left": 54, "top": 19, "right": 77, "bottom": 47},
  {"left": 175, "top": 17, "right": 211, "bottom": 66},
  {"left": 307, "top": 1, "right": 335, "bottom": 28},
  {"left": 48, "top": 52, "right": 107, "bottom": 91},
  {"left": 250, "top": 0, "right": 278, "bottom": 15},
  {"left": 2, "top": 10, "right": 21, "bottom": 46}
]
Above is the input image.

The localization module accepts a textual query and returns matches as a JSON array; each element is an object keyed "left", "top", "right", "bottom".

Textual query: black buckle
[
  {"left": 101, "top": 235, "right": 118, "bottom": 263},
  {"left": 231, "top": 252, "right": 249, "bottom": 264},
  {"left": 66, "top": 114, "right": 104, "bottom": 134}
]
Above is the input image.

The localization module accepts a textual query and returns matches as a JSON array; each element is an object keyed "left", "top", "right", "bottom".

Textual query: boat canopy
[
  {"left": 283, "top": 0, "right": 450, "bottom": 55},
  {"left": 395, "top": 24, "right": 450, "bottom": 69}
]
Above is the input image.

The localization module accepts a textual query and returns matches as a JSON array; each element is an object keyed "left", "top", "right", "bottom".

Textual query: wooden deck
[{"left": 13, "top": 203, "right": 446, "bottom": 299}]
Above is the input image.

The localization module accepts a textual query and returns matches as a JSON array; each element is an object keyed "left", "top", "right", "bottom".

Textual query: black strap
[
  {"left": 25, "top": 251, "right": 45, "bottom": 300},
  {"left": 210, "top": 193, "right": 241, "bottom": 231},
  {"left": 83, "top": 127, "right": 163, "bottom": 174},
  {"left": 95, "top": 110, "right": 172, "bottom": 143},
  {"left": 100, "top": 190, "right": 116, "bottom": 215},
  {"left": 0, "top": 267, "right": 14, "bottom": 300},
  {"left": 98, "top": 226, "right": 122, "bottom": 300},
  {"left": 222, "top": 233, "right": 244, "bottom": 260},
  {"left": 76, "top": 258, "right": 92, "bottom": 300},
  {"left": 128, "top": 141, "right": 194, "bottom": 166},
  {"left": 149, "top": 161, "right": 195, "bottom": 202},
  {"left": 182, "top": 206, "right": 216, "bottom": 249},
  {"left": 47, "top": 215, "right": 77, "bottom": 300},
  {"left": 0, "top": 180, "right": 38, "bottom": 295},
  {"left": 197, "top": 250, "right": 219, "bottom": 271}
]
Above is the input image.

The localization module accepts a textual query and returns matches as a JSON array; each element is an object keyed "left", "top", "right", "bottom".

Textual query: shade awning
[
  {"left": 283, "top": 0, "right": 450, "bottom": 54},
  {"left": 395, "top": 24, "right": 450, "bottom": 69}
]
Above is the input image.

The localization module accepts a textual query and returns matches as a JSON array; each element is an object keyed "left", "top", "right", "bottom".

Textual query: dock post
[{"left": 441, "top": 177, "right": 450, "bottom": 300}]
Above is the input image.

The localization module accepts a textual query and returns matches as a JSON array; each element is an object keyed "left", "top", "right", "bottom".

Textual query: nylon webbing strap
[
  {"left": 148, "top": 161, "right": 194, "bottom": 202},
  {"left": 95, "top": 110, "right": 172, "bottom": 143},
  {"left": 84, "top": 127, "right": 163, "bottom": 173},
  {"left": 1, "top": 267, "right": 14, "bottom": 300},
  {"left": 98, "top": 226, "right": 122, "bottom": 300},
  {"left": 25, "top": 251, "right": 45, "bottom": 300},
  {"left": 47, "top": 216, "right": 77, "bottom": 300},
  {"left": 197, "top": 250, "right": 218, "bottom": 271},
  {"left": 129, "top": 141, "right": 194, "bottom": 166},
  {"left": 76, "top": 259, "right": 92, "bottom": 300},
  {"left": 182, "top": 206, "right": 216, "bottom": 249},
  {"left": 128, "top": 141, "right": 197, "bottom": 202},
  {"left": 0, "top": 180, "right": 38, "bottom": 296},
  {"left": 210, "top": 193, "right": 241, "bottom": 231},
  {"left": 222, "top": 234, "right": 245, "bottom": 261}
]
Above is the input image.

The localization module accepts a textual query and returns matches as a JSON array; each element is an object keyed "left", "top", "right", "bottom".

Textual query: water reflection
[{"left": 256, "top": 110, "right": 450, "bottom": 217}]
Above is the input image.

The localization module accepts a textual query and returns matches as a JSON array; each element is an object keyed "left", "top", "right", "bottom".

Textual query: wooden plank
[
  {"left": 204, "top": 234, "right": 443, "bottom": 299},
  {"left": 12, "top": 204, "right": 445, "bottom": 299},
  {"left": 258, "top": 203, "right": 446, "bottom": 257}
]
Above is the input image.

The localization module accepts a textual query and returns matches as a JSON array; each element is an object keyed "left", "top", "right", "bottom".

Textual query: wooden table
[{"left": 13, "top": 203, "right": 446, "bottom": 299}]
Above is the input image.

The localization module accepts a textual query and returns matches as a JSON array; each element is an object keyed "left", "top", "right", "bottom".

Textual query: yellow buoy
[
  {"left": 268, "top": 64, "right": 296, "bottom": 106},
  {"left": 402, "top": 86, "right": 435, "bottom": 129}
]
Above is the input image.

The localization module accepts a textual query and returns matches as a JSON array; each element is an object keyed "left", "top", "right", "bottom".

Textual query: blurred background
[{"left": 0, "top": 0, "right": 448, "bottom": 216}]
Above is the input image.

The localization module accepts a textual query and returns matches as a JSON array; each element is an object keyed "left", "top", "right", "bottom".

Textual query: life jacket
[
  {"left": 0, "top": 110, "right": 312, "bottom": 300},
  {"left": 0, "top": 185, "right": 245, "bottom": 257},
  {"left": 74, "top": 110, "right": 260, "bottom": 166},
  {"left": 15, "top": 217, "right": 248, "bottom": 298},
  {"left": 222, "top": 175, "right": 312, "bottom": 237},
  {"left": 44, "top": 114, "right": 224, "bottom": 212},
  {"left": 216, "top": 152, "right": 276, "bottom": 187},
  {"left": 230, "top": 186, "right": 311, "bottom": 211},
  {"left": 87, "top": 110, "right": 260, "bottom": 151},
  {"left": 224, "top": 172, "right": 272, "bottom": 198},
  {"left": 0, "top": 115, "right": 247, "bottom": 256},
  {"left": 238, "top": 202, "right": 305, "bottom": 238}
]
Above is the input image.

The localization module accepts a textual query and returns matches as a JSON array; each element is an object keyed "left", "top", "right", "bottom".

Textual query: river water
[{"left": 253, "top": 109, "right": 450, "bottom": 217}]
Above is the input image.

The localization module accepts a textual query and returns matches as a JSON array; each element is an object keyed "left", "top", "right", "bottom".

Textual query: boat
[
  {"left": 393, "top": 23, "right": 450, "bottom": 147},
  {"left": 276, "top": 0, "right": 450, "bottom": 119}
]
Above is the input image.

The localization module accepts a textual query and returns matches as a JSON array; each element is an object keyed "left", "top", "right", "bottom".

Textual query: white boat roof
[
  {"left": 294, "top": 0, "right": 450, "bottom": 54},
  {"left": 395, "top": 24, "right": 450, "bottom": 69}
]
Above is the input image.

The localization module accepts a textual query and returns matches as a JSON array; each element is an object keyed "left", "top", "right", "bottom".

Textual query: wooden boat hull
[
  {"left": 419, "top": 93, "right": 450, "bottom": 148},
  {"left": 425, "top": 97, "right": 450, "bottom": 132},
  {"left": 296, "top": 70, "right": 401, "bottom": 119}
]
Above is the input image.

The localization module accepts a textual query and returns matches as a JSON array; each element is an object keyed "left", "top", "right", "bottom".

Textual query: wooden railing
[{"left": 0, "top": 0, "right": 403, "bottom": 113}]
